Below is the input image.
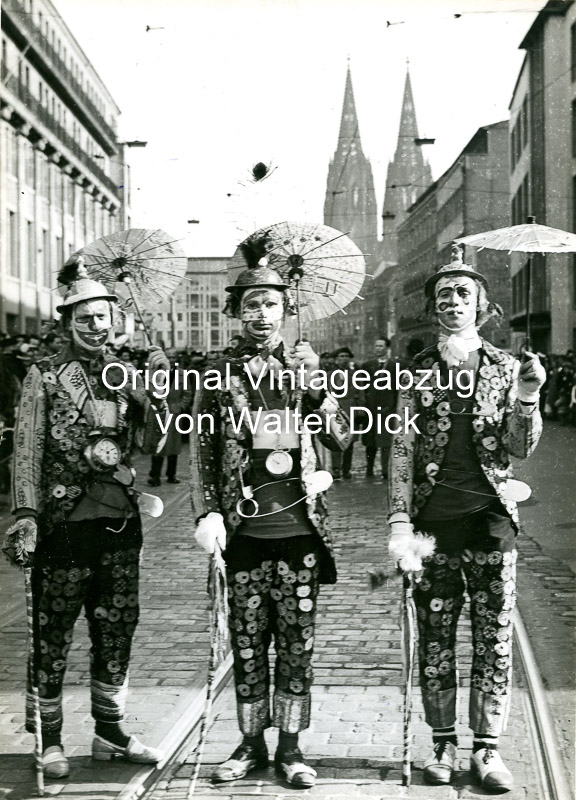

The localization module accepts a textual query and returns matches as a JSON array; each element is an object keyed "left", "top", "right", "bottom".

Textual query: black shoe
[
  {"left": 343, "top": 473, "right": 352, "bottom": 480},
  {"left": 212, "top": 741, "right": 269, "bottom": 782},
  {"left": 147, "top": 478, "right": 161, "bottom": 487},
  {"left": 166, "top": 477, "right": 181, "bottom": 484},
  {"left": 275, "top": 747, "right": 316, "bottom": 789},
  {"left": 365, "top": 470, "right": 374, "bottom": 478}
]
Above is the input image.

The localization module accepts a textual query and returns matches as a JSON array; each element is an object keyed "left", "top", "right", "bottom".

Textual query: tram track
[{"left": 121, "top": 605, "right": 573, "bottom": 800}]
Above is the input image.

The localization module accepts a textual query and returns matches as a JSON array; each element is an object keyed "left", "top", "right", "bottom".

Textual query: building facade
[
  {"left": 395, "top": 122, "right": 512, "bottom": 355},
  {"left": 508, "top": 0, "right": 576, "bottom": 353},
  {"left": 154, "top": 257, "right": 241, "bottom": 352},
  {"left": 0, "top": 0, "right": 125, "bottom": 335}
]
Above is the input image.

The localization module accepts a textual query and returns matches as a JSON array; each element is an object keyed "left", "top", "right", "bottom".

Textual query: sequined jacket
[
  {"left": 388, "top": 340, "right": 542, "bottom": 528},
  {"left": 189, "top": 358, "right": 350, "bottom": 584},
  {"left": 12, "top": 349, "right": 162, "bottom": 530}
]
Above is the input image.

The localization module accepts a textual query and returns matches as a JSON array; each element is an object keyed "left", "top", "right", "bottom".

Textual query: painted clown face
[
  {"left": 70, "top": 299, "right": 113, "bottom": 353},
  {"left": 240, "top": 288, "right": 284, "bottom": 345},
  {"left": 434, "top": 276, "right": 478, "bottom": 332}
]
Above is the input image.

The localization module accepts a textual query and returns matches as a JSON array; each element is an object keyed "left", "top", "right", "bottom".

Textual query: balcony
[
  {"left": 1, "top": 64, "right": 120, "bottom": 197},
  {"left": 3, "top": 0, "right": 118, "bottom": 152}
]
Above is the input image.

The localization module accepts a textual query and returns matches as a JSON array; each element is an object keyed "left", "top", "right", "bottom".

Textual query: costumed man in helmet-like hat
[
  {"left": 3, "top": 257, "right": 170, "bottom": 778},
  {"left": 190, "top": 232, "right": 351, "bottom": 789},
  {"left": 386, "top": 246, "right": 545, "bottom": 793}
]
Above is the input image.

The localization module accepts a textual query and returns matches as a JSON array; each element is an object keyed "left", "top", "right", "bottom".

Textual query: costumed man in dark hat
[
  {"left": 387, "top": 246, "right": 545, "bottom": 793},
  {"left": 3, "top": 258, "right": 169, "bottom": 779},
  {"left": 190, "top": 233, "right": 351, "bottom": 789}
]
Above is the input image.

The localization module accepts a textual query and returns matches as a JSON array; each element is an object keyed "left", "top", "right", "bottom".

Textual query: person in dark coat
[
  {"left": 360, "top": 336, "right": 398, "bottom": 479},
  {"left": 330, "top": 347, "right": 360, "bottom": 479},
  {"left": 148, "top": 354, "right": 193, "bottom": 485}
]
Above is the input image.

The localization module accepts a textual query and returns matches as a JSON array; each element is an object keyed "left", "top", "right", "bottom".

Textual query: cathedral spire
[
  {"left": 380, "top": 65, "right": 433, "bottom": 268},
  {"left": 337, "top": 61, "right": 361, "bottom": 147},
  {"left": 324, "top": 62, "right": 378, "bottom": 275}
]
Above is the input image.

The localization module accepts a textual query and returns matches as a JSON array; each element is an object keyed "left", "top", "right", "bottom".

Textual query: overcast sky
[{"left": 53, "top": 0, "right": 545, "bottom": 257}]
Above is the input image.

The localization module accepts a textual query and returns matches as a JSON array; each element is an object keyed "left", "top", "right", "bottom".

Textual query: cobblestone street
[{"left": 0, "top": 424, "right": 574, "bottom": 799}]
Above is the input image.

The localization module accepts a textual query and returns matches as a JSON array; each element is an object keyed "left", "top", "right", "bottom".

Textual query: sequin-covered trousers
[
  {"left": 225, "top": 533, "right": 322, "bottom": 736},
  {"left": 26, "top": 518, "right": 142, "bottom": 736},
  {"left": 414, "top": 504, "right": 517, "bottom": 737}
]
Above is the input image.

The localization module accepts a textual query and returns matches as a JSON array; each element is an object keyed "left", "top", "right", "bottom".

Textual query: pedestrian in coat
[
  {"left": 386, "top": 247, "right": 545, "bottom": 792},
  {"left": 190, "top": 235, "right": 350, "bottom": 790},
  {"left": 330, "top": 346, "right": 360, "bottom": 479},
  {"left": 3, "top": 259, "right": 168, "bottom": 779},
  {"left": 360, "top": 336, "right": 398, "bottom": 478},
  {"left": 148, "top": 358, "right": 193, "bottom": 486}
]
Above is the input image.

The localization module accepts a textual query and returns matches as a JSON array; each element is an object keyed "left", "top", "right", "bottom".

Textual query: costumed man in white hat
[
  {"left": 3, "top": 258, "right": 169, "bottom": 778},
  {"left": 387, "top": 246, "right": 545, "bottom": 792},
  {"left": 190, "top": 233, "right": 350, "bottom": 790}
]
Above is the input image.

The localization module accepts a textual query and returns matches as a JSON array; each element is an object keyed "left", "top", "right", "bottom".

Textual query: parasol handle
[
  {"left": 122, "top": 278, "right": 153, "bottom": 347},
  {"left": 524, "top": 255, "right": 532, "bottom": 354},
  {"left": 288, "top": 265, "right": 304, "bottom": 345}
]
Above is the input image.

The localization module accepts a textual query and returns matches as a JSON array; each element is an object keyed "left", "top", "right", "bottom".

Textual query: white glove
[
  {"left": 517, "top": 351, "right": 546, "bottom": 403},
  {"left": 194, "top": 512, "right": 227, "bottom": 554},
  {"left": 2, "top": 518, "right": 38, "bottom": 567},
  {"left": 147, "top": 345, "right": 170, "bottom": 372},
  {"left": 388, "top": 520, "right": 415, "bottom": 560}
]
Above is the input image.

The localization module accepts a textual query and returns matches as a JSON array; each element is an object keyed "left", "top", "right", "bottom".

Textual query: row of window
[
  {"left": 510, "top": 97, "right": 529, "bottom": 170},
  {"left": 2, "top": 37, "right": 109, "bottom": 167},
  {"left": 21, "top": 0, "right": 109, "bottom": 121}
]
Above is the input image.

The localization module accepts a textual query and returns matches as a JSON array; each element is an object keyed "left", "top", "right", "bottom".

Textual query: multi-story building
[
  {"left": 395, "top": 121, "right": 512, "bottom": 355},
  {"left": 154, "top": 257, "right": 241, "bottom": 352},
  {"left": 0, "top": 0, "right": 125, "bottom": 335},
  {"left": 508, "top": 0, "right": 576, "bottom": 353}
]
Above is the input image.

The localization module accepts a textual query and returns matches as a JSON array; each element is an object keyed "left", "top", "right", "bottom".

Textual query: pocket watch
[
  {"left": 83, "top": 434, "right": 122, "bottom": 471},
  {"left": 264, "top": 448, "right": 294, "bottom": 477}
]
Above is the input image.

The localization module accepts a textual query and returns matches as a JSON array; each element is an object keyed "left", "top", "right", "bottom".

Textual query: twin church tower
[{"left": 324, "top": 63, "right": 433, "bottom": 276}]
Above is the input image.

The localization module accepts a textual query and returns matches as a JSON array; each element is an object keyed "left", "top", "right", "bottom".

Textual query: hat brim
[
  {"left": 56, "top": 291, "right": 118, "bottom": 312},
  {"left": 225, "top": 282, "right": 290, "bottom": 294},
  {"left": 425, "top": 268, "right": 488, "bottom": 297}
]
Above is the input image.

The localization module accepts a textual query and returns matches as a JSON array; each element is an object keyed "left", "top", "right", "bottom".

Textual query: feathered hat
[
  {"left": 424, "top": 243, "right": 488, "bottom": 298},
  {"left": 56, "top": 253, "right": 117, "bottom": 312},
  {"left": 226, "top": 230, "right": 289, "bottom": 295}
]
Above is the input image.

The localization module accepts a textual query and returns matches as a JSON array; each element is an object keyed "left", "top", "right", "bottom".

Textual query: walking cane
[
  {"left": 401, "top": 573, "right": 417, "bottom": 788},
  {"left": 187, "top": 542, "right": 228, "bottom": 799},
  {"left": 24, "top": 567, "right": 44, "bottom": 796}
]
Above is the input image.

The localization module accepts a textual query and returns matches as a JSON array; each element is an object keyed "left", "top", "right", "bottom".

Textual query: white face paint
[
  {"left": 71, "top": 299, "right": 112, "bottom": 353},
  {"left": 435, "top": 276, "right": 478, "bottom": 333},
  {"left": 240, "top": 288, "right": 284, "bottom": 345}
]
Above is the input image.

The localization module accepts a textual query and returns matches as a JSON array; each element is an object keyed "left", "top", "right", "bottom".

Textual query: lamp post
[{"left": 116, "top": 140, "right": 148, "bottom": 229}]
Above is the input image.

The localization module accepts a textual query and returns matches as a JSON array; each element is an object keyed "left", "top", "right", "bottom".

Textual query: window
[
  {"left": 24, "top": 140, "right": 35, "bottom": 186},
  {"left": 6, "top": 313, "right": 18, "bottom": 334},
  {"left": 210, "top": 312, "right": 219, "bottom": 327},
  {"left": 26, "top": 220, "right": 36, "bottom": 282},
  {"left": 6, "top": 127, "right": 17, "bottom": 176},
  {"left": 42, "top": 229, "right": 50, "bottom": 286},
  {"left": 38, "top": 153, "right": 49, "bottom": 197},
  {"left": 177, "top": 312, "right": 183, "bottom": 322},
  {"left": 177, "top": 330, "right": 184, "bottom": 341},
  {"left": 190, "top": 312, "right": 199, "bottom": 326},
  {"left": 210, "top": 329, "right": 219, "bottom": 347},
  {"left": 7, "top": 211, "right": 18, "bottom": 277}
]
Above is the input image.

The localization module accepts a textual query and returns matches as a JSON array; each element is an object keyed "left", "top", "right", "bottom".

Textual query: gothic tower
[
  {"left": 324, "top": 63, "right": 378, "bottom": 275},
  {"left": 380, "top": 67, "right": 433, "bottom": 268}
]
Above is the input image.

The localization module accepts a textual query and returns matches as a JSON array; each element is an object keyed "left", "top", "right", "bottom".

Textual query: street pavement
[{"left": 0, "top": 423, "right": 574, "bottom": 800}]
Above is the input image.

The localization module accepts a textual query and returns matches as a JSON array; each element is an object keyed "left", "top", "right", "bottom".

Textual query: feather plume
[
  {"left": 239, "top": 231, "right": 273, "bottom": 268},
  {"left": 57, "top": 254, "right": 87, "bottom": 286}
]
